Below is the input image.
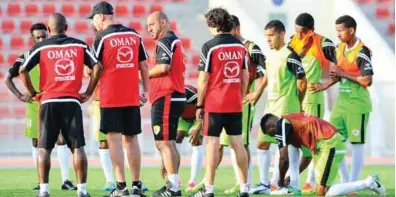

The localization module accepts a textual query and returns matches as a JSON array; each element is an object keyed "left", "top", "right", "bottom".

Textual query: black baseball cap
[{"left": 86, "top": 1, "right": 114, "bottom": 19}]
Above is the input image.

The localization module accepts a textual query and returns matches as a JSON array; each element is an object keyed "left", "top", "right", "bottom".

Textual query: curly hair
[
  {"left": 30, "top": 23, "right": 47, "bottom": 35},
  {"left": 204, "top": 8, "right": 233, "bottom": 33},
  {"left": 336, "top": 15, "right": 357, "bottom": 31}
]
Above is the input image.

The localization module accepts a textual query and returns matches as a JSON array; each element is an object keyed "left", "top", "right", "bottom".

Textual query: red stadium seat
[
  {"left": 20, "top": 20, "right": 33, "bottom": 33},
  {"left": 13, "top": 107, "right": 26, "bottom": 118},
  {"left": 8, "top": 53, "right": 20, "bottom": 65},
  {"left": 170, "top": 21, "right": 178, "bottom": 32},
  {"left": 388, "top": 23, "right": 395, "bottom": 35},
  {"left": 79, "top": 4, "right": 92, "bottom": 17},
  {"left": 376, "top": 7, "right": 390, "bottom": 19},
  {"left": 150, "top": 4, "right": 164, "bottom": 13},
  {"left": 115, "top": 5, "right": 129, "bottom": 16},
  {"left": 29, "top": 39, "right": 34, "bottom": 48},
  {"left": 2, "top": 20, "right": 16, "bottom": 33},
  {"left": 376, "top": 0, "right": 392, "bottom": 4},
  {"left": 132, "top": 4, "right": 146, "bottom": 17},
  {"left": 181, "top": 38, "right": 191, "bottom": 51},
  {"left": 172, "top": 0, "right": 188, "bottom": 2},
  {"left": 74, "top": 20, "right": 89, "bottom": 33},
  {"left": 188, "top": 71, "right": 199, "bottom": 79},
  {"left": 128, "top": 21, "right": 143, "bottom": 32},
  {"left": 0, "top": 38, "right": 3, "bottom": 49},
  {"left": 25, "top": 4, "right": 39, "bottom": 16},
  {"left": 10, "top": 36, "right": 25, "bottom": 50},
  {"left": 0, "top": 107, "right": 11, "bottom": 117},
  {"left": 0, "top": 54, "right": 5, "bottom": 66},
  {"left": 354, "top": 0, "right": 373, "bottom": 4},
  {"left": 7, "top": 3, "right": 21, "bottom": 16},
  {"left": 43, "top": 4, "right": 56, "bottom": 16},
  {"left": 61, "top": 4, "right": 76, "bottom": 17},
  {"left": 143, "top": 37, "right": 156, "bottom": 51},
  {"left": 191, "top": 53, "right": 200, "bottom": 65},
  {"left": 85, "top": 37, "right": 94, "bottom": 47}
]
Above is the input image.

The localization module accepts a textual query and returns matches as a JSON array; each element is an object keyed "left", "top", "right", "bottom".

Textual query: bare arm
[
  {"left": 139, "top": 61, "right": 149, "bottom": 92},
  {"left": 19, "top": 67, "right": 36, "bottom": 97},
  {"left": 4, "top": 73, "right": 23, "bottom": 99},
  {"left": 241, "top": 69, "right": 249, "bottom": 99},
  {"left": 297, "top": 77, "right": 307, "bottom": 108},
  {"left": 196, "top": 71, "right": 209, "bottom": 108},
  {"left": 83, "top": 63, "right": 102, "bottom": 96},
  {"left": 149, "top": 64, "right": 170, "bottom": 78}
]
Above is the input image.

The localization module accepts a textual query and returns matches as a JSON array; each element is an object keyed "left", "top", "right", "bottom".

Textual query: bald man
[
  {"left": 147, "top": 11, "right": 186, "bottom": 197},
  {"left": 19, "top": 13, "right": 102, "bottom": 197},
  {"left": 88, "top": 1, "right": 149, "bottom": 197}
]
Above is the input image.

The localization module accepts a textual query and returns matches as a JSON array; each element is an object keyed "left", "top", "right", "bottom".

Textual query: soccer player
[
  {"left": 311, "top": 14, "right": 374, "bottom": 188},
  {"left": 87, "top": 1, "right": 149, "bottom": 196},
  {"left": 218, "top": 14, "right": 266, "bottom": 194},
  {"left": 250, "top": 20, "right": 307, "bottom": 195},
  {"left": 4, "top": 23, "right": 77, "bottom": 191},
  {"left": 287, "top": 13, "right": 337, "bottom": 193},
  {"left": 19, "top": 13, "right": 101, "bottom": 197},
  {"left": 188, "top": 8, "right": 250, "bottom": 197},
  {"left": 259, "top": 112, "right": 385, "bottom": 196},
  {"left": 147, "top": 11, "right": 185, "bottom": 197}
]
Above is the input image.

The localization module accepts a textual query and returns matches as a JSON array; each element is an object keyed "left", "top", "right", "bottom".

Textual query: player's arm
[
  {"left": 138, "top": 37, "right": 149, "bottom": 93},
  {"left": 4, "top": 54, "right": 32, "bottom": 102},
  {"left": 19, "top": 49, "right": 40, "bottom": 97},
  {"left": 331, "top": 47, "right": 373, "bottom": 87},
  {"left": 322, "top": 38, "right": 337, "bottom": 64},
  {"left": 241, "top": 53, "right": 249, "bottom": 99},
  {"left": 275, "top": 119, "right": 293, "bottom": 187},
  {"left": 81, "top": 47, "right": 102, "bottom": 102},
  {"left": 196, "top": 43, "right": 210, "bottom": 119},
  {"left": 149, "top": 40, "right": 172, "bottom": 78},
  {"left": 287, "top": 53, "right": 307, "bottom": 108},
  {"left": 246, "top": 44, "right": 267, "bottom": 104}
]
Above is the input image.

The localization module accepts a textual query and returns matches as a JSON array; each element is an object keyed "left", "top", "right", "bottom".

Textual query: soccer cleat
[
  {"left": 301, "top": 183, "right": 315, "bottom": 195},
  {"left": 142, "top": 185, "right": 149, "bottom": 192},
  {"left": 287, "top": 186, "right": 302, "bottom": 196},
  {"left": 248, "top": 183, "right": 271, "bottom": 194},
  {"left": 237, "top": 192, "right": 249, "bottom": 197},
  {"left": 61, "top": 180, "right": 77, "bottom": 190},
  {"left": 33, "top": 184, "right": 40, "bottom": 190},
  {"left": 104, "top": 187, "right": 130, "bottom": 197},
  {"left": 367, "top": 174, "right": 386, "bottom": 196},
  {"left": 131, "top": 186, "right": 146, "bottom": 197},
  {"left": 102, "top": 182, "right": 116, "bottom": 191},
  {"left": 224, "top": 184, "right": 239, "bottom": 194},
  {"left": 185, "top": 181, "right": 196, "bottom": 192},
  {"left": 77, "top": 192, "right": 91, "bottom": 197},
  {"left": 36, "top": 192, "right": 50, "bottom": 197},
  {"left": 270, "top": 184, "right": 278, "bottom": 191},
  {"left": 347, "top": 191, "right": 358, "bottom": 196},
  {"left": 188, "top": 186, "right": 213, "bottom": 197},
  {"left": 270, "top": 186, "right": 301, "bottom": 196},
  {"left": 151, "top": 181, "right": 181, "bottom": 197},
  {"left": 189, "top": 180, "right": 205, "bottom": 192}
]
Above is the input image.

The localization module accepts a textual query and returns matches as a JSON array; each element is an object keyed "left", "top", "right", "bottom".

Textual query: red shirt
[
  {"left": 149, "top": 31, "right": 185, "bottom": 104},
  {"left": 198, "top": 34, "right": 248, "bottom": 113},
  {"left": 93, "top": 24, "right": 148, "bottom": 107},
  {"left": 22, "top": 35, "right": 98, "bottom": 102}
]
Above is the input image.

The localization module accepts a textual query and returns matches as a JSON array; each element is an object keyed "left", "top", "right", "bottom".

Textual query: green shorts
[
  {"left": 220, "top": 103, "right": 255, "bottom": 146},
  {"left": 302, "top": 103, "right": 325, "bottom": 118},
  {"left": 313, "top": 133, "right": 347, "bottom": 187},
  {"left": 177, "top": 118, "right": 198, "bottom": 136},
  {"left": 90, "top": 101, "right": 107, "bottom": 142},
  {"left": 330, "top": 110, "right": 369, "bottom": 144},
  {"left": 25, "top": 102, "right": 39, "bottom": 139},
  {"left": 301, "top": 145, "right": 312, "bottom": 158}
]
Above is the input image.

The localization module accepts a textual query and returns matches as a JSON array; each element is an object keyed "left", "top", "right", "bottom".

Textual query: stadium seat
[
  {"left": 20, "top": 20, "right": 33, "bottom": 33},
  {"left": 376, "top": 0, "right": 392, "bottom": 4},
  {"left": 28, "top": 39, "right": 34, "bottom": 48},
  {"left": 43, "top": 4, "right": 56, "bottom": 16},
  {"left": 115, "top": 5, "right": 129, "bottom": 16},
  {"left": 0, "top": 107, "right": 11, "bottom": 117},
  {"left": 388, "top": 23, "right": 395, "bottom": 35},
  {"left": 172, "top": 0, "right": 188, "bottom": 2},
  {"left": 376, "top": 7, "right": 390, "bottom": 19},
  {"left": 2, "top": 20, "right": 16, "bottom": 33},
  {"left": 354, "top": 0, "right": 373, "bottom": 3},
  {"left": 7, "top": 3, "right": 21, "bottom": 16},
  {"left": 128, "top": 21, "right": 143, "bottom": 32},
  {"left": 0, "top": 54, "right": 5, "bottom": 67},
  {"left": 79, "top": 4, "right": 92, "bottom": 17},
  {"left": 143, "top": 37, "right": 156, "bottom": 51},
  {"left": 170, "top": 21, "right": 178, "bottom": 32},
  {"left": 74, "top": 20, "right": 89, "bottom": 33},
  {"left": 188, "top": 71, "right": 199, "bottom": 79},
  {"left": 25, "top": 4, "right": 39, "bottom": 16},
  {"left": 8, "top": 53, "right": 20, "bottom": 65},
  {"left": 61, "top": 4, "right": 76, "bottom": 17},
  {"left": 150, "top": 5, "right": 164, "bottom": 13},
  {"left": 181, "top": 38, "right": 191, "bottom": 51},
  {"left": 85, "top": 37, "right": 94, "bottom": 47},
  {"left": 13, "top": 107, "right": 26, "bottom": 119},
  {"left": 10, "top": 37, "right": 25, "bottom": 50},
  {"left": 0, "top": 38, "right": 3, "bottom": 49},
  {"left": 132, "top": 4, "right": 146, "bottom": 17},
  {"left": 191, "top": 53, "right": 200, "bottom": 65}
]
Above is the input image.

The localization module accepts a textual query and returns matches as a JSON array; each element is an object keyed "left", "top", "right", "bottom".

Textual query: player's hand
[
  {"left": 244, "top": 92, "right": 260, "bottom": 105},
  {"left": 189, "top": 119, "right": 203, "bottom": 145},
  {"left": 195, "top": 108, "right": 203, "bottom": 121},
  {"left": 18, "top": 93, "right": 33, "bottom": 103},
  {"left": 308, "top": 82, "right": 326, "bottom": 93},
  {"left": 79, "top": 93, "right": 91, "bottom": 103},
  {"left": 299, "top": 37, "right": 314, "bottom": 57},
  {"left": 330, "top": 66, "right": 345, "bottom": 78},
  {"left": 140, "top": 92, "right": 148, "bottom": 107}
]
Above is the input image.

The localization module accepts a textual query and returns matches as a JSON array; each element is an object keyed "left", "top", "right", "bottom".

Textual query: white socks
[
  {"left": 326, "top": 179, "right": 371, "bottom": 196},
  {"left": 40, "top": 183, "right": 49, "bottom": 194},
  {"left": 270, "top": 147, "right": 280, "bottom": 187},
  {"left": 306, "top": 162, "right": 315, "bottom": 186},
  {"left": 99, "top": 149, "right": 115, "bottom": 183},
  {"left": 287, "top": 145, "right": 300, "bottom": 189},
  {"left": 205, "top": 184, "right": 214, "bottom": 194},
  {"left": 257, "top": 149, "right": 271, "bottom": 185},
  {"left": 230, "top": 149, "right": 241, "bottom": 184},
  {"left": 168, "top": 174, "right": 180, "bottom": 192},
  {"left": 77, "top": 183, "right": 87, "bottom": 195},
  {"left": 189, "top": 145, "right": 203, "bottom": 184},
  {"left": 240, "top": 183, "right": 249, "bottom": 193},
  {"left": 339, "top": 158, "right": 350, "bottom": 183},
  {"left": 32, "top": 147, "right": 38, "bottom": 166},
  {"left": 351, "top": 144, "right": 364, "bottom": 181},
  {"left": 57, "top": 145, "right": 70, "bottom": 182},
  {"left": 248, "top": 156, "right": 253, "bottom": 186}
]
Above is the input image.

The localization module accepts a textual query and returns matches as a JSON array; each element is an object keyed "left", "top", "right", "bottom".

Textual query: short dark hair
[
  {"left": 30, "top": 23, "right": 47, "bottom": 35},
  {"left": 205, "top": 8, "right": 233, "bottom": 33},
  {"left": 295, "top": 13, "right": 314, "bottom": 30},
  {"left": 230, "top": 15, "right": 240, "bottom": 28},
  {"left": 260, "top": 113, "right": 275, "bottom": 134},
  {"left": 265, "top": 20, "right": 285, "bottom": 33},
  {"left": 336, "top": 15, "right": 357, "bottom": 31}
]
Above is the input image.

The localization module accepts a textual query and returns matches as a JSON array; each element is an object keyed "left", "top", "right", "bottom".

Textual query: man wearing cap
[{"left": 87, "top": 1, "right": 149, "bottom": 197}]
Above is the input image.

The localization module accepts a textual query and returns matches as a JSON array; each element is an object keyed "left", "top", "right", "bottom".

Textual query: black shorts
[
  {"left": 39, "top": 100, "right": 85, "bottom": 149},
  {"left": 100, "top": 106, "right": 142, "bottom": 136},
  {"left": 203, "top": 112, "right": 242, "bottom": 137},
  {"left": 151, "top": 92, "right": 185, "bottom": 141}
]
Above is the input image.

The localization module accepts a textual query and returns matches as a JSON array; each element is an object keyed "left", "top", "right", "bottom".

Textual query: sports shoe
[
  {"left": 104, "top": 187, "right": 130, "bottom": 197},
  {"left": 224, "top": 184, "right": 239, "bottom": 194},
  {"left": 188, "top": 186, "right": 213, "bottom": 197},
  {"left": 185, "top": 181, "right": 196, "bottom": 192},
  {"left": 61, "top": 180, "right": 77, "bottom": 190},
  {"left": 190, "top": 180, "right": 205, "bottom": 193},
  {"left": 301, "top": 183, "right": 315, "bottom": 195},
  {"left": 33, "top": 184, "right": 40, "bottom": 190},
  {"left": 77, "top": 192, "right": 91, "bottom": 197},
  {"left": 248, "top": 183, "right": 271, "bottom": 195},
  {"left": 270, "top": 184, "right": 278, "bottom": 191},
  {"left": 367, "top": 174, "right": 386, "bottom": 196},
  {"left": 237, "top": 192, "right": 249, "bottom": 197},
  {"left": 270, "top": 186, "right": 301, "bottom": 196},
  {"left": 36, "top": 192, "right": 50, "bottom": 197},
  {"left": 102, "top": 182, "right": 116, "bottom": 191},
  {"left": 131, "top": 186, "right": 146, "bottom": 197},
  {"left": 142, "top": 185, "right": 149, "bottom": 192},
  {"left": 151, "top": 181, "right": 181, "bottom": 197}
]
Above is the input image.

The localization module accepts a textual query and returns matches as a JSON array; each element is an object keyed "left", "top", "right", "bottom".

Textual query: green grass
[{"left": 0, "top": 166, "right": 394, "bottom": 196}]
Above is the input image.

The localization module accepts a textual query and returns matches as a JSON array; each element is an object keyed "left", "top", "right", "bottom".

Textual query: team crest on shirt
[
  {"left": 116, "top": 46, "right": 134, "bottom": 68},
  {"left": 223, "top": 61, "right": 240, "bottom": 84},
  {"left": 352, "top": 129, "right": 360, "bottom": 136},
  {"left": 54, "top": 59, "right": 76, "bottom": 81},
  {"left": 161, "top": 53, "right": 169, "bottom": 61},
  {"left": 153, "top": 125, "right": 161, "bottom": 135}
]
